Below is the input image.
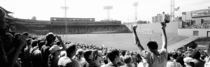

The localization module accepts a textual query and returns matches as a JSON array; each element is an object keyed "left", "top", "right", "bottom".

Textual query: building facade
[{"left": 179, "top": 7, "right": 210, "bottom": 37}]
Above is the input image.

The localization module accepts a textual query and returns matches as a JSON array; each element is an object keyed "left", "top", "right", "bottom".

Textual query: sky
[{"left": 0, "top": 0, "right": 210, "bottom": 22}]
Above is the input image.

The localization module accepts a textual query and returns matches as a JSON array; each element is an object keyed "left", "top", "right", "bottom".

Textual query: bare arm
[
  {"left": 132, "top": 25, "right": 144, "bottom": 51},
  {"left": 161, "top": 23, "right": 167, "bottom": 49}
]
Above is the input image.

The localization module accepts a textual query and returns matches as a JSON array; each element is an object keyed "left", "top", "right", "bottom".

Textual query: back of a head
[
  {"left": 76, "top": 49, "right": 84, "bottom": 56},
  {"left": 107, "top": 50, "right": 120, "bottom": 62},
  {"left": 83, "top": 50, "right": 92, "bottom": 63},
  {"left": 135, "top": 54, "right": 142, "bottom": 63},
  {"left": 147, "top": 41, "right": 158, "bottom": 50},
  {"left": 124, "top": 56, "right": 132, "bottom": 64},
  {"left": 46, "top": 33, "right": 55, "bottom": 43},
  {"left": 31, "top": 40, "right": 38, "bottom": 47},
  {"left": 121, "top": 50, "right": 126, "bottom": 56},
  {"left": 187, "top": 41, "right": 197, "bottom": 49},
  {"left": 191, "top": 51, "right": 200, "bottom": 59},
  {"left": 66, "top": 44, "right": 77, "bottom": 58}
]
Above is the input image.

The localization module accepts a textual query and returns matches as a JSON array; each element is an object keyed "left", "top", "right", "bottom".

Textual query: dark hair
[
  {"left": 121, "top": 50, "right": 126, "bottom": 56},
  {"left": 147, "top": 41, "right": 158, "bottom": 50},
  {"left": 46, "top": 34, "right": 55, "bottom": 43},
  {"left": 168, "top": 53, "right": 173, "bottom": 60},
  {"left": 124, "top": 56, "right": 132, "bottom": 64},
  {"left": 92, "top": 50, "right": 99, "bottom": 60},
  {"left": 38, "top": 40, "right": 45, "bottom": 49},
  {"left": 31, "top": 40, "right": 38, "bottom": 47},
  {"left": 107, "top": 50, "right": 120, "bottom": 62},
  {"left": 66, "top": 45, "right": 77, "bottom": 58},
  {"left": 191, "top": 51, "right": 200, "bottom": 59},
  {"left": 135, "top": 54, "right": 142, "bottom": 63},
  {"left": 187, "top": 41, "right": 197, "bottom": 49},
  {"left": 84, "top": 50, "right": 92, "bottom": 62}
]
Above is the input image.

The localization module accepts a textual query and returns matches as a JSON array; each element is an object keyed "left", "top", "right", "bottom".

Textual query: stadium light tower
[
  {"left": 104, "top": 6, "right": 113, "bottom": 21},
  {"left": 133, "top": 2, "right": 138, "bottom": 22},
  {"left": 61, "top": 0, "right": 69, "bottom": 34},
  {"left": 171, "top": 0, "right": 175, "bottom": 21}
]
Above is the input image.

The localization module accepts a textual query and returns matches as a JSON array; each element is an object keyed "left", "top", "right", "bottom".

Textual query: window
[
  {"left": 193, "top": 31, "right": 199, "bottom": 36},
  {"left": 207, "top": 31, "right": 210, "bottom": 37}
]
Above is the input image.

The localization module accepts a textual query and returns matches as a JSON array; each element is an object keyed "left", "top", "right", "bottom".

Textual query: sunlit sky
[{"left": 0, "top": 0, "right": 210, "bottom": 22}]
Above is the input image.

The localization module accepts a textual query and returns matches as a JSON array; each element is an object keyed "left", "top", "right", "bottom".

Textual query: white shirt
[
  {"left": 141, "top": 49, "right": 168, "bottom": 67},
  {"left": 137, "top": 58, "right": 148, "bottom": 67},
  {"left": 205, "top": 57, "right": 210, "bottom": 67},
  {"left": 167, "top": 61, "right": 182, "bottom": 67}
]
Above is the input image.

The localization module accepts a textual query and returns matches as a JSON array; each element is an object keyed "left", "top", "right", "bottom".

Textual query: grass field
[{"left": 59, "top": 33, "right": 188, "bottom": 51}]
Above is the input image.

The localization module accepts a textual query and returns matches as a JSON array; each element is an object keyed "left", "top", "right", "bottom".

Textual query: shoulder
[
  {"left": 58, "top": 56, "right": 71, "bottom": 66},
  {"left": 69, "top": 59, "right": 81, "bottom": 67},
  {"left": 140, "top": 50, "right": 151, "bottom": 58},
  {"left": 159, "top": 48, "right": 167, "bottom": 54}
]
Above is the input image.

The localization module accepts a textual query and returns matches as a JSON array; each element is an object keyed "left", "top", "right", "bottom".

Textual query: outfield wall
[
  {"left": 13, "top": 22, "right": 131, "bottom": 35},
  {"left": 178, "top": 29, "right": 210, "bottom": 37},
  {"left": 126, "top": 22, "right": 179, "bottom": 34}
]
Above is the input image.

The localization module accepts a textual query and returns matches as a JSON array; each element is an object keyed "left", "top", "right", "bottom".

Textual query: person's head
[
  {"left": 66, "top": 44, "right": 77, "bottom": 58},
  {"left": 162, "top": 12, "right": 165, "bottom": 14},
  {"left": 31, "top": 40, "right": 38, "bottom": 47},
  {"left": 147, "top": 41, "right": 158, "bottom": 51},
  {"left": 75, "top": 49, "right": 84, "bottom": 59},
  {"left": 22, "top": 32, "right": 29, "bottom": 38},
  {"left": 84, "top": 50, "right": 92, "bottom": 62},
  {"left": 191, "top": 51, "right": 200, "bottom": 59},
  {"left": 124, "top": 56, "right": 132, "bottom": 64},
  {"left": 45, "top": 33, "right": 56, "bottom": 45},
  {"left": 84, "top": 50, "right": 103, "bottom": 67},
  {"left": 92, "top": 50, "right": 103, "bottom": 67},
  {"left": 38, "top": 40, "right": 45, "bottom": 49},
  {"left": 135, "top": 54, "right": 142, "bottom": 63},
  {"left": 187, "top": 41, "right": 197, "bottom": 50},
  {"left": 107, "top": 50, "right": 120, "bottom": 65},
  {"left": 121, "top": 50, "right": 126, "bottom": 56}
]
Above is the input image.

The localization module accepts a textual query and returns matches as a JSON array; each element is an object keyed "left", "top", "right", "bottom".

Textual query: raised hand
[
  {"left": 132, "top": 24, "right": 138, "bottom": 31},
  {"left": 161, "top": 22, "right": 166, "bottom": 29}
]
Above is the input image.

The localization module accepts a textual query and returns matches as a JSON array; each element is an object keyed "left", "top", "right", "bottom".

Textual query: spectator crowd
[{"left": 1, "top": 7, "right": 210, "bottom": 67}]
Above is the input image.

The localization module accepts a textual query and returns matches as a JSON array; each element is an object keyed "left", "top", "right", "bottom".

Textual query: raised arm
[
  {"left": 161, "top": 23, "right": 167, "bottom": 49},
  {"left": 132, "top": 25, "right": 144, "bottom": 51}
]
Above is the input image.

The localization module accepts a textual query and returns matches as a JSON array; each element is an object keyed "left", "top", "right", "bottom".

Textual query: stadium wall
[
  {"left": 128, "top": 22, "right": 179, "bottom": 34},
  {"left": 178, "top": 29, "right": 210, "bottom": 37},
  {"left": 13, "top": 22, "right": 131, "bottom": 34}
]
